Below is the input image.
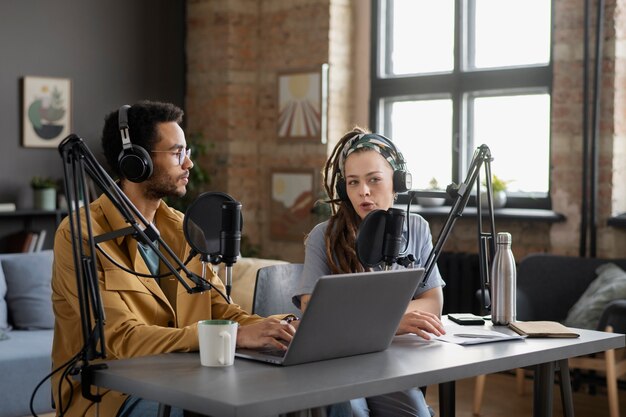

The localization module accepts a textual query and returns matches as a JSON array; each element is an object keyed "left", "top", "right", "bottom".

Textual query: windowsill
[
  {"left": 399, "top": 205, "right": 566, "bottom": 223},
  {"left": 608, "top": 213, "right": 626, "bottom": 228}
]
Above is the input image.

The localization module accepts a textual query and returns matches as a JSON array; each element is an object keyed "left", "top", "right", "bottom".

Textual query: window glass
[
  {"left": 388, "top": 0, "right": 455, "bottom": 75},
  {"left": 388, "top": 99, "right": 453, "bottom": 189},
  {"left": 473, "top": 0, "right": 551, "bottom": 69},
  {"left": 473, "top": 94, "right": 550, "bottom": 194},
  {"left": 373, "top": 0, "right": 552, "bottom": 207}
]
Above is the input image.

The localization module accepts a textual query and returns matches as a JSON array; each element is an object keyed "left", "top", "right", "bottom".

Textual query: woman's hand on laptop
[
  {"left": 396, "top": 310, "right": 445, "bottom": 339},
  {"left": 237, "top": 317, "right": 297, "bottom": 350}
]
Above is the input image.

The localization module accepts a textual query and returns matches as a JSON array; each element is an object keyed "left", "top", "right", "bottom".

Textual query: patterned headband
[{"left": 338, "top": 133, "right": 403, "bottom": 176}]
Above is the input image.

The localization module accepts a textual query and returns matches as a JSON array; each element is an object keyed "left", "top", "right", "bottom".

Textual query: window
[{"left": 371, "top": 0, "right": 553, "bottom": 208}]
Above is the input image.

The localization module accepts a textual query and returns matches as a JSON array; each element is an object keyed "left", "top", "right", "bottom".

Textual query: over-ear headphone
[
  {"left": 336, "top": 133, "right": 412, "bottom": 202},
  {"left": 117, "top": 105, "right": 153, "bottom": 183}
]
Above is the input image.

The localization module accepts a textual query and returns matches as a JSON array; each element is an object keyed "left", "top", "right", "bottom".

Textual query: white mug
[{"left": 198, "top": 320, "right": 238, "bottom": 367}]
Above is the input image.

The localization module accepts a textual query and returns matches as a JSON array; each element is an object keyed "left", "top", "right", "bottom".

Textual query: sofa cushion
[
  {"left": 4, "top": 251, "right": 54, "bottom": 329},
  {"left": 216, "top": 257, "right": 287, "bottom": 314},
  {"left": 564, "top": 263, "right": 626, "bottom": 330},
  {"left": 0, "top": 266, "right": 7, "bottom": 330},
  {"left": 0, "top": 329, "right": 54, "bottom": 417}
]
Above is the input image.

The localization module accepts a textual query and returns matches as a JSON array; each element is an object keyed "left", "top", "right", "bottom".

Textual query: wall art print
[
  {"left": 270, "top": 170, "right": 316, "bottom": 241},
  {"left": 22, "top": 76, "right": 72, "bottom": 148},
  {"left": 277, "top": 64, "right": 328, "bottom": 143}
]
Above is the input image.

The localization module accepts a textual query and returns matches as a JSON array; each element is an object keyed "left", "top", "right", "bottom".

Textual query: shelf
[
  {"left": 0, "top": 210, "right": 67, "bottom": 252},
  {"left": 399, "top": 205, "right": 566, "bottom": 223},
  {"left": 0, "top": 209, "right": 67, "bottom": 227},
  {"left": 0, "top": 209, "right": 66, "bottom": 217}
]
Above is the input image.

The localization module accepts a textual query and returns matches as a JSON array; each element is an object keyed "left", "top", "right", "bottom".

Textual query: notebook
[
  {"left": 235, "top": 268, "right": 424, "bottom": 366},
  {"left": 509, "top": 321, "right": 580, "bottom": 338}
]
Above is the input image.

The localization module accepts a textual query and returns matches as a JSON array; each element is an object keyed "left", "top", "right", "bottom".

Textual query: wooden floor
[{"left": 426, "top": 372, "right": 626, "bottom": 417}]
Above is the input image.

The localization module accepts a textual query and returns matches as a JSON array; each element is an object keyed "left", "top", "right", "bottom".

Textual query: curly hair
[
  {"left": 101, "top": 100, "right": 184, "bottom": 179},
  {"left": 322, "top": 126, "right": 371, "bottom": 274}
]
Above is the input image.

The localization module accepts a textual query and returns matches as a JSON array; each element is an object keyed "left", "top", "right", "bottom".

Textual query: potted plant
[
  {"left": 31, "top": 176, "right": 58, "bottom": 210},
  {"left": 481, "top": 174, "right": 510, "bottom": 208},
  {"left": 417, "top": 177, "right": 446, "bottom": 207}
]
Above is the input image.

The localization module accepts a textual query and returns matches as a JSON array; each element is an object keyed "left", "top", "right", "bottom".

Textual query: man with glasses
[{"left": 51, "top": 101, "right": 297, "bottom": 417}]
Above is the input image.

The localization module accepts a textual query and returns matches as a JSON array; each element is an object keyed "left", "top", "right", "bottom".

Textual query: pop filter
[
  {"left": 183, "top": 192, "right": 243, "bottom": 264},
  {"left": 356, "top": 209, "right": 387, "bottom": 267},
  {"left": 356, "top": 208, "right": 407, "bottom": 268}
]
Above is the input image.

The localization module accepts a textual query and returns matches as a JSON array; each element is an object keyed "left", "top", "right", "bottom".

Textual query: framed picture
[
  {"left": 270, "top": 170, "right": 316, "bottom": 241},
  {"left": 22, "top": 76, "right": 72, "bottom": 148},
  {"left": 277, "top": 64, "right": 328, "bottom": 143}
]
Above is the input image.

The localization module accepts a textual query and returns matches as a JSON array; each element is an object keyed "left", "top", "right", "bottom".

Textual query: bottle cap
[{"left": 496, "top": 232, "right": 512, "bottom": 244}]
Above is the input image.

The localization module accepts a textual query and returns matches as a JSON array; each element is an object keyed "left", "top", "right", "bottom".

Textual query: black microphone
[
  {"left": 356, "top": 207, "right": 408, "bottom": 269},
  {"left": 220, "top": 201, "right": 241, "bottom": 266},
  {"left": 220, "top": 201, "right": 241, "bottom": 300},
  {"left": 382, "top": 208, "right": 406, "bottom": 266}
]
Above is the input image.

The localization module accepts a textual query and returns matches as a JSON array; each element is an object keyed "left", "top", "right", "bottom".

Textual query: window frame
[{"left": 370, "top": 0, "right": 554, "bottom": 209}]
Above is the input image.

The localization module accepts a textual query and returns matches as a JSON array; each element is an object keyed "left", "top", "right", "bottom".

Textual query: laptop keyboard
[{"left": 259, "top": 348, "right": 286, "bottom": 358}]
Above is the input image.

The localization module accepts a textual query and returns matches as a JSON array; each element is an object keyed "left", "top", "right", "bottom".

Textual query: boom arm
[{"left": 421, "top": 144, "right": 497, "bottom": 310}]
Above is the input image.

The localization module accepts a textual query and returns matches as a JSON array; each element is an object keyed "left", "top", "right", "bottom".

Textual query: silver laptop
[{"left": 235, "top": 268, "right": 424, "bottom": 366}]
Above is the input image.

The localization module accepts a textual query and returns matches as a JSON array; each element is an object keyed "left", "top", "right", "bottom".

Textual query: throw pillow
[
  {"left": 564, "top": 263, "right": 626, "bottom": 330},
  {"left": 0, "top": 267, "right": 8, "bottom": 330},
  {"left": 4, "top": 251, "right": 54, "bottom": 329}
]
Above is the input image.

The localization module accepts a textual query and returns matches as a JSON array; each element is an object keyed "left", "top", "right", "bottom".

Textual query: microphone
[
  {"left": 220, "top": 201, "right": 241, "bottom": 266},
  {"left": 356, "top": 207, "right": 408, "bottom": 269},
  {"left": 382, "top": 208, "right": 406, "bottom": 266},
  {"left": 220, "top": 201, "right": 242, "bottom": 299}
]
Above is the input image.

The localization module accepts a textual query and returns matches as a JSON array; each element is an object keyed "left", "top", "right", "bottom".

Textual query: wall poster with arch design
[
  {"left": 277, "top": 64, "right": 328, "bottom": 143},
  {"left": 22, "top": 76, "right": 72, "bottom": 148},
  {"left": 270, "top": 169, "right": 316, "bottom": 241}
]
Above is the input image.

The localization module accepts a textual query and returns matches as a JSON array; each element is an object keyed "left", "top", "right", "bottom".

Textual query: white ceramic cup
[{"left": 198, "top": 320, "right": 238, "bottom": 367}]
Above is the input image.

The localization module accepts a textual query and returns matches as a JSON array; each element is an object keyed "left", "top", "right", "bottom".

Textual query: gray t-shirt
[{"left": 293, "top": 213, "right": 445, "bottom": 308}]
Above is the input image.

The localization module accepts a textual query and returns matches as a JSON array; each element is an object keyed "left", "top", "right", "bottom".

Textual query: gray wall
[{"left": 0, "top": 0, "right": 185, "bottom": 208}]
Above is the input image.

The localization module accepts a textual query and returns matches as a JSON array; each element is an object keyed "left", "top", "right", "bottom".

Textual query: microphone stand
[
  {"left": 420, "top": 144, "right": 497, "bottom": 311},
  {"left": 59, "top": 134, "right": 215, "bottom": 402}
]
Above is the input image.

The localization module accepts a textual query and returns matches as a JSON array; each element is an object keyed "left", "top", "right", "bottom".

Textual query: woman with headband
[{"left": 294, "top": 127, "right": 446, "bottom": 417}]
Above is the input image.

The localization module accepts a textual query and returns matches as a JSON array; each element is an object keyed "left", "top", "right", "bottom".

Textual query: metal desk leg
[
  {"left": 533, "top": 362, "right": 555, "bottom": 417},
  {"left": 558, "top": 359, "right": 575, "bottom": 417},
  {"left": 439, "top": 381, "right": 455, "bottom": 417},
  {"left": 157, "top": 403, "right": 171, "bottom": 417}
]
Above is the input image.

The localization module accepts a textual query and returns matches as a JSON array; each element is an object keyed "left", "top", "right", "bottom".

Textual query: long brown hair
[{"left": 322, "top": 126, "right": 370, "bottom": 274}]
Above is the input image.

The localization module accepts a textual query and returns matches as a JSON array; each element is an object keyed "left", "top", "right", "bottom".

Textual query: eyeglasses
[{"left": 151, "top": 147, "right": 191, "bottom": 166}]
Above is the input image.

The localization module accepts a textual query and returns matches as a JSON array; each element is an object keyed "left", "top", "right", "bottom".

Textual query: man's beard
[{"left": 144, "top": 171, "right": 187, "bottom": 200}]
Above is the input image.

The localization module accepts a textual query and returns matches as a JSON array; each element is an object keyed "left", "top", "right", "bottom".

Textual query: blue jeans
[
  {"left": 118, "top": 396, "right": 353, "bottom": 417},
  {"left": 326, "top": 401, "right": 354, "bottom": 417},
  {"left": 117, "top": 396, "right": 186, "bottom": 417},
  {"left": 349, "top": 388, "right": 432, "bottom": 417}
]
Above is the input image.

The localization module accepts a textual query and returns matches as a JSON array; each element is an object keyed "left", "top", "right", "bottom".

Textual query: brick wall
[{"left": 187, "top": 0, "right": 352, "bottom": 262}]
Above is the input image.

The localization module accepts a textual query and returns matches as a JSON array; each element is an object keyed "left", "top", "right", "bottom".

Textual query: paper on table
[{"left": 435, "top": 321, "right": 526, "bottom": 345}]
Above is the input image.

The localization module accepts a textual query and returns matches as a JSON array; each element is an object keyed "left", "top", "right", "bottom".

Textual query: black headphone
[
  {"left": 117, "top": 105, "right": 153, "bottom": 183},
  {"left": 336, "top": 133, "right": 412, "bottom": 202}
]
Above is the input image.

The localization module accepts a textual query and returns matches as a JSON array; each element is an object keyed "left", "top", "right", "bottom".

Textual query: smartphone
[{"left": 448, "top": 313, "right": 485, "bottom": 325}]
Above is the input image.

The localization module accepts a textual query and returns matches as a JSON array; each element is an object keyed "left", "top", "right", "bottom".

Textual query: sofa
[
  {"left": 0, "top": 250, "right": 55, "bottom": 417},
  {"left": 0, "top": 250, "right": 284, "bottom": 417}
]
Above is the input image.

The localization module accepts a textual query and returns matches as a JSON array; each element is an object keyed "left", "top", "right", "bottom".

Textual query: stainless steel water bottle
[{"left": 491, "top": 232, "right": 516, "bottom": 325}]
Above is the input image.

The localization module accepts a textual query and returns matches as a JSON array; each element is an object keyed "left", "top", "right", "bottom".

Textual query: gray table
[{"left": 92, "top": 328, "right": 624, "bottom": 417}]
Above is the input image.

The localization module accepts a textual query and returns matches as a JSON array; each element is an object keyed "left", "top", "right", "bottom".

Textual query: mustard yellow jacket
[{"left": 51, "top": 194, "right": 263, "bottom": 416}]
